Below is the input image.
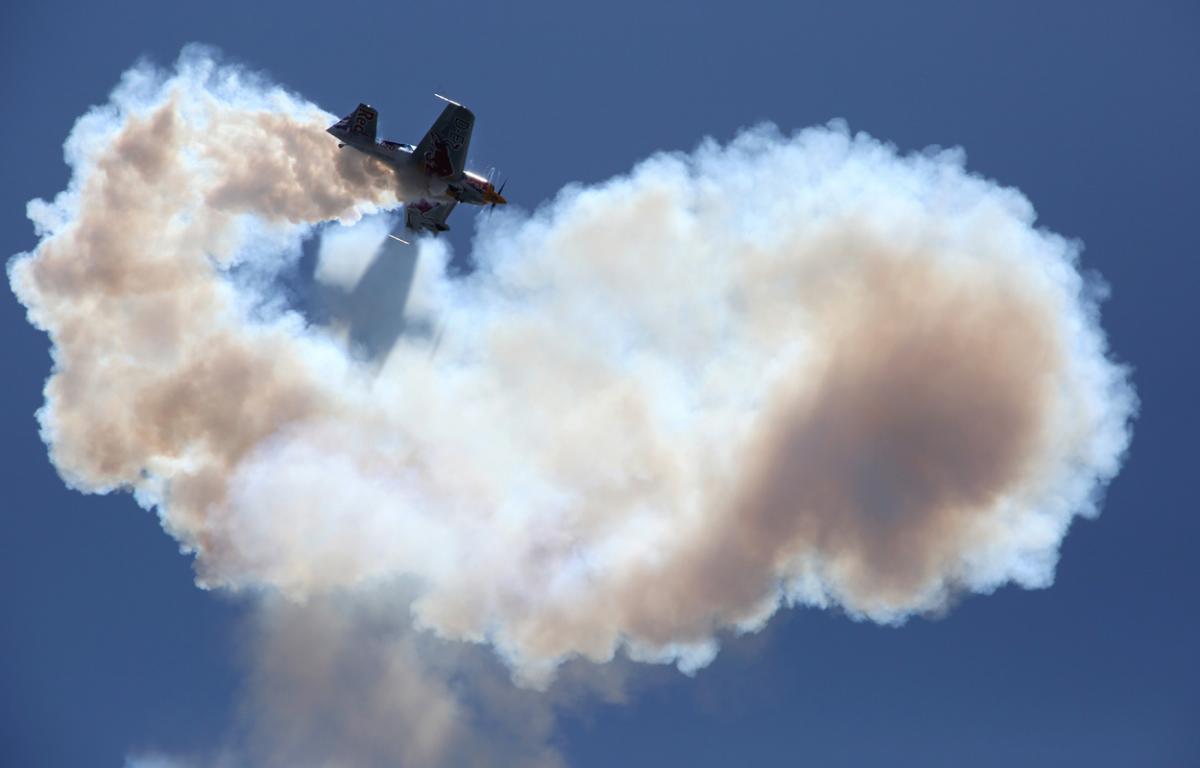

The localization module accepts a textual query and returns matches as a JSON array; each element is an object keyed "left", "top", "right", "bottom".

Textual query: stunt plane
[{"left": 327, "top": 96, "right": 507, "bottom": 240}]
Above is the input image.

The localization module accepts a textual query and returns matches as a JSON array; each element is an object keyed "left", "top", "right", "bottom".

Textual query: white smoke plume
[
  {"left": 123, "top": 587, "right": 639, "bottom": 768},
  {"left": 315, "top": 212, "right": 396, "bottom": 292},
  {"left": 12, "top": 43, "right": 1133, "bottom": 718}
]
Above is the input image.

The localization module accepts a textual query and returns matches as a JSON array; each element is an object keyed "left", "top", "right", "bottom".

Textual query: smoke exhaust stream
[{"left": 13, "top": 46, "right": 1133, "bottom": 712}]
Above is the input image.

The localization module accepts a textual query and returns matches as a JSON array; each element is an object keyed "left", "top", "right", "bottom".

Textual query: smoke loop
[{"left": 11, "top": 51, "right": 1135, "bottom": 685}]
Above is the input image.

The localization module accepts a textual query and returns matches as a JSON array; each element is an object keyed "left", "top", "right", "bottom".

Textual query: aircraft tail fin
[{"left": 328, "top": 103, "right": 378, "bottom": 143}]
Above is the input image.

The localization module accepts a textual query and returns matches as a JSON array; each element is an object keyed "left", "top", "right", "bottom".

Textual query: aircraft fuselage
[
  {"left": 326, "top": 99, "right": 506, "bottom": 235},
  {"left": 330, "top": 119, "right": 501, "bottom": 206}
]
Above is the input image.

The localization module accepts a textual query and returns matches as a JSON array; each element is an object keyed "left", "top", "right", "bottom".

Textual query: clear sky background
[{"left": 2, "top": 1, "right": 1197, "bottom": 766}]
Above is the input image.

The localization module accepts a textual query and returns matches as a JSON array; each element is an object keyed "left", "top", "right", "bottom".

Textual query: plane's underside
[{"left": 326, "top": 96, "right": 506, "bottom": 237}]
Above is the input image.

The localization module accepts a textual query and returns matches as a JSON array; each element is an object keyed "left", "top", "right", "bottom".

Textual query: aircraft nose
[{"left": 489, "top": 180, "right": 508, "bottom": 206}]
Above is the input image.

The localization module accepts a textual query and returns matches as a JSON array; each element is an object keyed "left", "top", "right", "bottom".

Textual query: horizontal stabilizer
[{"left": 328, "top": 103, "right": 378, "bottom": 144}]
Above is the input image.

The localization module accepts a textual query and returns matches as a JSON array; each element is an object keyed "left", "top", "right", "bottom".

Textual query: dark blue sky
[{"left": 2, "top": 2, "right": 1197, "bottom": 765}]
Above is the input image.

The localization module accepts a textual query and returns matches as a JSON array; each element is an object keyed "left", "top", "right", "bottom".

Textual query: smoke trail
[
  {"left": 12, "top": 44, "right": 1133, "bottom": 705},
  {"left": 237, "top": 590, "right": 571, "bottom": 768}
]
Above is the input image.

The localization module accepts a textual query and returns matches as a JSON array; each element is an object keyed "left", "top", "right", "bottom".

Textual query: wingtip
[{"left": 434, "top": 93, "right": 463, "bottom": 107}]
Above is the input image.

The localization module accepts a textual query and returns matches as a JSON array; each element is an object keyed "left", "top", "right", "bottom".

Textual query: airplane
[{"left": 327, "top": 95, "right": 507, "bottom": 241}]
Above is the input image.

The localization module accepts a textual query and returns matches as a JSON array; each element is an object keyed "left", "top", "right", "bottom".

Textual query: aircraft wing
[
  {"left": 406, "top": 199, "right": 458, "bottom": 234},
  {"left": 414, "top": 97, "right": 475, "bottom": 179}
]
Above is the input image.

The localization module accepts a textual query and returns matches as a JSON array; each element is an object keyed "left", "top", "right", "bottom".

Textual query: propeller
[{"left": 488, "top": 178, "right": 508, "bottom": 216}]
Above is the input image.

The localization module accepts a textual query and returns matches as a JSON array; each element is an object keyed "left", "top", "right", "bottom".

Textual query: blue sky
[{"left": 2, "top": 1, "right": 1197, "bottom": 765}]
